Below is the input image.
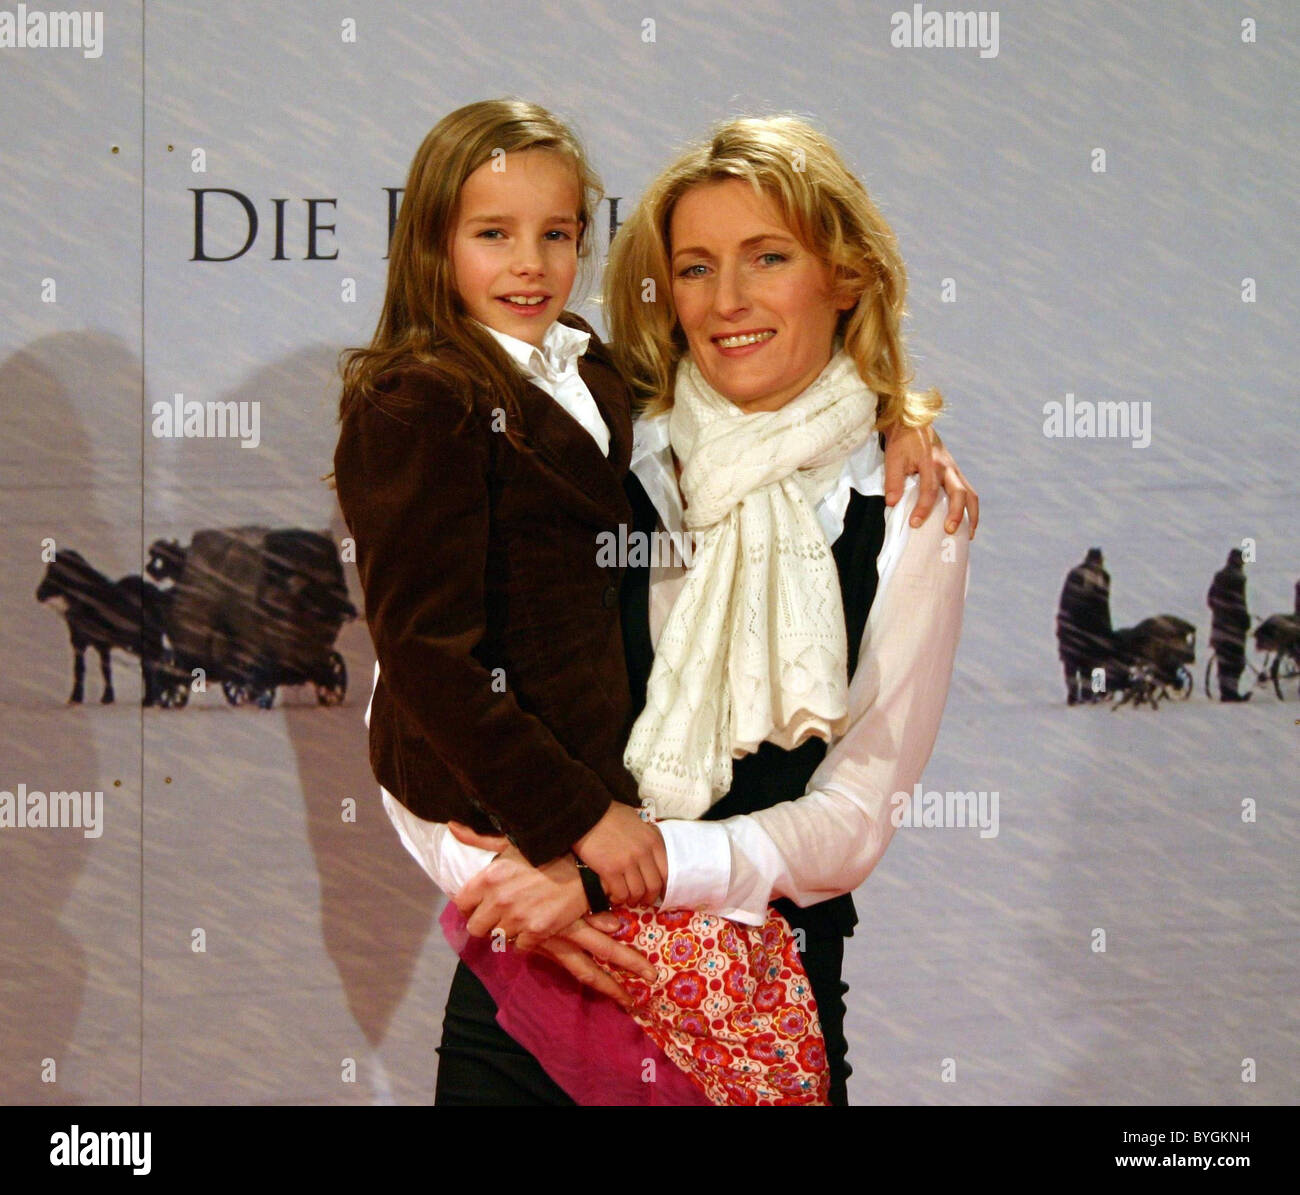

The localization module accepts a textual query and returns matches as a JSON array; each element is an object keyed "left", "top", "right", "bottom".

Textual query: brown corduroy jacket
[{"left": 332, "top": 319, "right": 641, "bottom": 865}]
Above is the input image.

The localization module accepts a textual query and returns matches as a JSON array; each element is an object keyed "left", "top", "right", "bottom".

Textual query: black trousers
[{"left": 434, "top": 933, "right": 852, "bottom": 1106}]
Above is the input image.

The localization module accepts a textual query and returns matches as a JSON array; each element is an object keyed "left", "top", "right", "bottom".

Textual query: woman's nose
[{"left": 712, "top": 261, "right": 746, "bottom": 315}]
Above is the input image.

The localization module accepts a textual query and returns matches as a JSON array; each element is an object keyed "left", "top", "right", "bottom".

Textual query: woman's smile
[{"left": 712, "top": 328, "right": 777, "bottom": 352}]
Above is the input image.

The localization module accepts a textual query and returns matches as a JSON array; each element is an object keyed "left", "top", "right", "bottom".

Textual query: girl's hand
[
  {"left": 571, "top": 801, "right": 668, "bottom": 907},
  {"left": 882, "top": 423, "right": 980, "bottom": 540},
  {"left": 449, "top": 823, "right": 591, "bottom": 946}
]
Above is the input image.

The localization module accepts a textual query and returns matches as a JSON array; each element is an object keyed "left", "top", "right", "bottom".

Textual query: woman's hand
[
  {"left": 882, "top": 423, "right": 980, "bottom": 540},
  {"left": 571, "top": 801, "right": 668, "bottom": 907},
  {"left": 448, "top": 822, "right": 657, "bottom": 1010},
  {"left": 449, "top": 823, "right": 591, "bottom": 946},
  {"left": 534, "top": 920, "right": 658, "bottom": 1011}
]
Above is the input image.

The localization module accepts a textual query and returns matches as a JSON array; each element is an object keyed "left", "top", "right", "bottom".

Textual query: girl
[
  {"left": 332, "top": 99, "right": 970, "bottom": 1105},
  {"left": 332, "top": 99, "right": 665, "bottom": 1019}
]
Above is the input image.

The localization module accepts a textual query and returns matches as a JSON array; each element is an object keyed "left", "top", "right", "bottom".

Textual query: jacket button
[{"left": 601, "top": 584, "right": 618, "bottom": 609}]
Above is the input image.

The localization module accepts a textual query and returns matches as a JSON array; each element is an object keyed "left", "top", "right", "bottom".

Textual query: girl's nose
[{"left": 511, "top": 242, "right": 545, "bottom": 276}]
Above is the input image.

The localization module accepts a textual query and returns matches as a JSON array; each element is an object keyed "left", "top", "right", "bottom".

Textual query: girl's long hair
[
  {"left": 604, "top": 114, "right": 942, "bottom": 432},
  {"left": 337, "top": 98, "right": 603, "bottom": 428}
]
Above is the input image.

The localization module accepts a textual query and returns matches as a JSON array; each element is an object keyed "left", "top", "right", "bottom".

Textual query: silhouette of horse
[{"left": 36, "top": 550, "right": 170, "bottom": 705}]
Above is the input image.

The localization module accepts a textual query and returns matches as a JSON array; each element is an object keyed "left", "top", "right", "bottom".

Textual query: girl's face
[
  {"left": 450, "top": 148, "right": 581, "bottom": 346},
  {"left": 669, "top": 178, "right": 853, "bottom": 413}
]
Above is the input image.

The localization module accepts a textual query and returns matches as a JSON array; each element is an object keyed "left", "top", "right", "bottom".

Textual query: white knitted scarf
[{"left": 623, "top": 348, "right": 880, "bottom": 819}]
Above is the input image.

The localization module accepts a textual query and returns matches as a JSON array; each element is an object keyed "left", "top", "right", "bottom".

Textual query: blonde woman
[{"left": 446, "top": 115, "right": 975, "bottom": 1104}]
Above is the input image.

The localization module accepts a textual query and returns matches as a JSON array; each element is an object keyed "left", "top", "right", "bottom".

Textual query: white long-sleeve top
[{"left": 376, "top": 401, "right": 970, "bottom": 927}]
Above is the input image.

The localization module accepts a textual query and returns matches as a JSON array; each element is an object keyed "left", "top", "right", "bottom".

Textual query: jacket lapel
[
  {"left": 582, "top": 349, "right": 634, "bottom": 478},
  {"left": 511, "top": 350, "right": 632, "bottom": 522}
]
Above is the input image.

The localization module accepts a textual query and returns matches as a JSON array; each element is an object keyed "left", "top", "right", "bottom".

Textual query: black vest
[{"left": 621, "top": 471, "right": 887, "bottom": 940}]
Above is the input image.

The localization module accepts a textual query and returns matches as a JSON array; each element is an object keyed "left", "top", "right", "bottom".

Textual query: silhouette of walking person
[
  {"left": 1207, "top": 548, "right": 1251, "bottom": 702},
  {"left": 1056, "top": 547, "right": 1112, "bottom": 704}
]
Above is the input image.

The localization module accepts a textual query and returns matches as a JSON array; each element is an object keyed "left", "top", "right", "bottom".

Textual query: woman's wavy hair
[
  {"left": 604, "top": 114, "right": 942, "bottom": 431},
  {"left": 336, "top": 98, "right": 603, "bottom": 427}
]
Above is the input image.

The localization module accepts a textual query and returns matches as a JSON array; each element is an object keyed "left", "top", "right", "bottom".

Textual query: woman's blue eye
[
  {"left": 677, "top": 263, "right": 708, "bottom": 278},
  {"left": 759, "top": 252, "right": 786, "bottom": 266}
]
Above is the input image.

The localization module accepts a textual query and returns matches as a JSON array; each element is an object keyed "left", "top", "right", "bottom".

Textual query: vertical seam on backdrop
[{"left": 137, "top": 0, "right": 146, "bottom": 1107}]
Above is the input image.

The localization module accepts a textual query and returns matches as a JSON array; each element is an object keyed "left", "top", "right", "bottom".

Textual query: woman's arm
[
  {"left": 656, "top": 479, "right": 971, "bottom": 924},
  {"left": 381, "top": 789, "right": 654, "bottom": 1003},
  {"left": 446, "top": 479, "right": 970, "bottom": 929}
]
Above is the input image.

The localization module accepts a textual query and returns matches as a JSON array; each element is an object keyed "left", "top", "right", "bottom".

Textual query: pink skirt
[{"left": 441, "top": 901, "right": 828, "bottom": 1106}]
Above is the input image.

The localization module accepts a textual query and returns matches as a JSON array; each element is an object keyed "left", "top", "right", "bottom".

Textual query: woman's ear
[{"left": 831, "top": 265, "right": 863, "bottom": 311}]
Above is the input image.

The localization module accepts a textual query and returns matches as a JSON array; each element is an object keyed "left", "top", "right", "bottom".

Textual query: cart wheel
[
  {"left": 316, "top": 651, "right": 347, "bottom": 707},
  {"left": 1203, "top": 653, "right": 1218, "bottom": 699},
  {"left": 156, "top": 652, "right": 190, "bottom": 709},
  {"left": 157, "top": 675, "right": 190, "bottom": 709},
  {"left": 223, "top": 679, "right": 252, "bottom": 706},
  {"left": 1170, "top": 665, "right": 1193, "bottom": 700},
  {"left": 1272, "top": 652, "right": 1300, "bottom": 701}
]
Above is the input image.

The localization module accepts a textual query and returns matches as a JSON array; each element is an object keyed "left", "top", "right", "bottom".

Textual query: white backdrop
[{"left": 1, "top": 0, "right": 1296, "bottom": 1104}]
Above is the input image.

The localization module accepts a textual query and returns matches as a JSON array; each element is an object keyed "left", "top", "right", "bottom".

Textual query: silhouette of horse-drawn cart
[
  {"left": 1102, "top": 614, "right": 1196, "bottom": 709},
  {"left": 144, "top": 528, "right": 356, "bottom": 709}
]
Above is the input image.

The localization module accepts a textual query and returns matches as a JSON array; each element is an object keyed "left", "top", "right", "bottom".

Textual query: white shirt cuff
[
  {"left": 656, "top": 818, "right": 732, "bottom": 913},
  {"left": 714, "top": 817, "right": 790, "bottom": 926},
  {"left": 381, "top": 788, "right": 495, "bottom": 895}
]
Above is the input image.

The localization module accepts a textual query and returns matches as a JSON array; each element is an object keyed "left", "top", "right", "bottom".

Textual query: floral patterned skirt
[{"left": 441, "top": 901, "right": 828, "bottom": 1106}]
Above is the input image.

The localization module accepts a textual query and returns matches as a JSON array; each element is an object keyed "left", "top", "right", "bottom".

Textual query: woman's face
[{"left": 669, "top": 179, "right": 853, "bottom": 413}]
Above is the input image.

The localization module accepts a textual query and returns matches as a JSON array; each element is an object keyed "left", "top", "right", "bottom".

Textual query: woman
[{"left": 431, "top": 114, "right": 975, "bottom": 1105}]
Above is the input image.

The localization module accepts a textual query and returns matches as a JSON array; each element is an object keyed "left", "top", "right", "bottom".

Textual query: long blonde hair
[
  {"left": 604, "top": 115, "right": 941, "bottom": 431},
  {"left": 337, "top": 99, "right": 603, "bottom": 427}
]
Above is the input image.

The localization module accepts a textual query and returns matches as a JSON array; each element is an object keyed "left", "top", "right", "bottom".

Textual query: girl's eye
[
  {"left": 477, "top": 229, "right": 505, "bottom": 240},
  {"left": 544, "top": 229, "right": 572, "bottom": 241}
]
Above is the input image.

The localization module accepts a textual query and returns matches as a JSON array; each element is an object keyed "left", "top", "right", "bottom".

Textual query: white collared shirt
[
  {"left": 378, "top": 407, "right": 970, "bottom": 925},
  {"left": 477, "top": 319, "right": 611, "bottom": 456}
]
